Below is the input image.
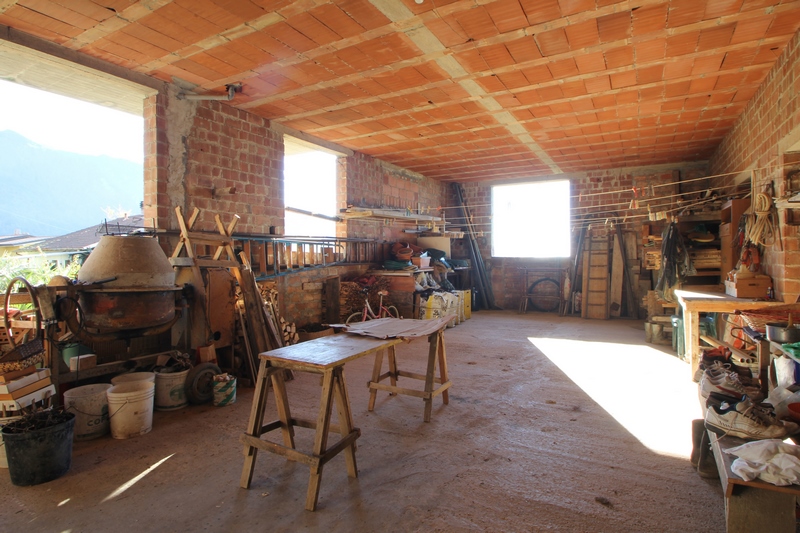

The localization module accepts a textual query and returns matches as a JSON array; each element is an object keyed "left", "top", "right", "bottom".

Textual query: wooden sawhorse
[
  {"left": 367, "top": 325, "right": 451, "bottom": 422},
  {"left": 239, "top": 334, "right": 401, "bottom": 511}
]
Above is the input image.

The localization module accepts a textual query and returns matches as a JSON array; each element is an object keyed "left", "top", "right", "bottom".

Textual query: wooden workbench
[
  {"left": 674, "top": 290, "right": 800, "bottom": 379},
  {"left": 240, "top": 334, "right": 403, "bottom": 511},
  {"left": 239, "top": 316, "right": 454, "bottom": 511}
]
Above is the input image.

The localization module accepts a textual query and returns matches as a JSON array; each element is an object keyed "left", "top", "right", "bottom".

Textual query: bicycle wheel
[
  {"left": 383, "top": 306, "right": 400, "bottom": 319},
  {"left": 346, "top": 312, "right": 369, "bottom": 325},
  {"left": 527, "top": 278, "right": 560, "bottom": 313}
]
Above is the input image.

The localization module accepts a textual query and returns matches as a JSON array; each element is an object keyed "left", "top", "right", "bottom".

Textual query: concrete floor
[{"left": 1, "top": 311, "right": 725, "bottom": 532}]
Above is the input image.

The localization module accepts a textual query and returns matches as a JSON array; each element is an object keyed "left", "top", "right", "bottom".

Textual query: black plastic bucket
[{"left": 2, "top": 412, "right": 75, "bottom": 486}]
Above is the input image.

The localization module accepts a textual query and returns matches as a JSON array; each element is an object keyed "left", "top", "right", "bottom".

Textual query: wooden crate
[{"left": 724, "top": 278, "right": 771, "bottom": 299}]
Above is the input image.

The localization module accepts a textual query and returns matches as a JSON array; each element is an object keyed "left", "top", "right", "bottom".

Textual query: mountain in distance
[{"left": 0, "top": 130, "right": 143, "bottom": 237}]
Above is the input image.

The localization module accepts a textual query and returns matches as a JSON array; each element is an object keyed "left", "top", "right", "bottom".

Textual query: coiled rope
[{"left": 745, "top": 192, "right": 777, "bottom": 246}]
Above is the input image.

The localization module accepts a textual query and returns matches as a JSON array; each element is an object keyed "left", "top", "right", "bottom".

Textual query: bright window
[
  {"left": 283, "top": 138, "right": 337, "bottom": 237},
  {"left": 491, "top": 180, "right": 571, "bottom": 258}
]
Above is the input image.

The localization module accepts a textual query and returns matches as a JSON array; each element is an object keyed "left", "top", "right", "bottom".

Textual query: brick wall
[
  {"left": 344, "top": 151, "right": 447, "bottom": 243},
  {"left": 143, "top": 92, "right": 168, "bottom": 226},
  {"left": 709, "top": 30, "right": 800, "bottom": 179},
  {"left": 276, "top": 264, "right": 368, "bottom": 328},
  {"left": 143, "top": 90, "right": 283, "bottom": 236},
  {"left": 708, "top": 29, "right": 800, "bottom": 302},
  {"left": 451, "top": 165, "right": 704, "bottom": 309},
  {"left": 144, "top": 88, "right": 448, "bottom": 326}
]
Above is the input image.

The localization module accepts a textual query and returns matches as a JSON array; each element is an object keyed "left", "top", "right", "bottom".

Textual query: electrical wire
[{"left": 435, "top": 165, "right": 766, "bottom": 211}]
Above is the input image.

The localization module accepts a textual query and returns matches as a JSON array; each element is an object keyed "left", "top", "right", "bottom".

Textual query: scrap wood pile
[
  {"left": 340, "top": 275, "right": 391, "bottom": 321},
  {"left": 235, "top": 267, "right": 298, "bottom": 381},
  {"left": 257, "top": 281, "right": 299, "bottom": 345}
]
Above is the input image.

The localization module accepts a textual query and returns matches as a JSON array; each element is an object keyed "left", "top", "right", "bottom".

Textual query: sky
[{"left": 0, "top": 78, "right": 144, "bottom": 163}]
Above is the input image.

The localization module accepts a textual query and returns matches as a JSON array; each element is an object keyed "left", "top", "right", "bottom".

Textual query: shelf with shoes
[{"left": 694, "top": 347, "right": 800, "bottom": 533}]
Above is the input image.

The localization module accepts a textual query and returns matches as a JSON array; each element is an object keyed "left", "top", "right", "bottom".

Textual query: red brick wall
[
  {"left": 143, "top": 92, "right": 283, "bottom": 236},
  {"left": 143, "top": 93, "right": 168, "bottom": 225},
  {"left": 709, "top": 29, "right": 800, "bottom": 302},
  {"left": 276, "top": 264, "right": 369, "bottom": 328},
  {"left": 144, "top": 90, "right": 448, "bottom": 326},
  {"left": 344, "top": 151, "right": 447, "bottom": 243},
  {"left": 451, "top": 165, "right": 704, "bottom": 309},
  {"left": 709, "top": 30, "right": 800, "bottom": 179}
]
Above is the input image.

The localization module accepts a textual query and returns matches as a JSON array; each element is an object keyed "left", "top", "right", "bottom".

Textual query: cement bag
[
  {"left": 419, "top": 294, "right": 446, "bottom": 320},
  {"left": 439, "top": 292, "right": 459, "bottom": 327}
]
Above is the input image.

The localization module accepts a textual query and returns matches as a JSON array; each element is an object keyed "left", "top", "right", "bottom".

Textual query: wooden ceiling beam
[
  {"left": 204, "top": 0, "right": 793, "bottom": 110},
  {"left": 300, "top": 75, "right": 759, "bottom": 148},
  {"left": 61, "top": 0, "right": 175, "bottom": 51},
  {"left": 262, "top": 32, "right": 785, "bottom": 136}
]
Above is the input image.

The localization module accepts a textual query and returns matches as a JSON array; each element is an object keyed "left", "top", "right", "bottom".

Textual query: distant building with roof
[
  {"left": 0, "top": 233, "right": 49, "bottom": 254},
  {"left": 14, "top": 214, "right": 145, "bottom": 267}
]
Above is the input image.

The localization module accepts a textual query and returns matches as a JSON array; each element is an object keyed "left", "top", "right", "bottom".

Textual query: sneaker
[
  {"left": 699, "top": 368, "right": 763, "bottom": 402},
  {"left": 704, "top": 362, "right": 760, "bottom": 388},
  {"left": 694, "top": 351, "right": 753, "bottom": 382},
  {"left": 750, "top": 402, "right": 800, "bottom": 435},
  {"left": 705, "top": 395, "right": 788, "bottom": 440}
]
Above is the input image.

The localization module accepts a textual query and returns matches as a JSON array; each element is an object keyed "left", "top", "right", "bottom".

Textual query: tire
[
  {"left": 383, "top": 306, "right": 400, "bottom": 319},
  {"left": 527, "top": 278, "right": 560, "bottom": 313},
  {"left": 186, "top": 362, "right": 222, "bottom": 404},
  {"left": 346, "top": 312, "right": 368, "bottom": 325}
]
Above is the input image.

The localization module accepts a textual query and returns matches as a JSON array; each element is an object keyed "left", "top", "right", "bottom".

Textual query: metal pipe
[{"left": 178, "top": 84, "right": 240, "bottom": 101}]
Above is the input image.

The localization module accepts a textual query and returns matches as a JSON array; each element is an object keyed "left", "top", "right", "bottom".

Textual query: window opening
[
  {"left": 491, "top": 180, "right": 571, "bottom": 258},
  {"left": 283, "top": 137, "right": 337, "bottom": 237}
]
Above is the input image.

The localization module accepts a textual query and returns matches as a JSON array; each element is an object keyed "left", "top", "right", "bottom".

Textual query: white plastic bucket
[
  {"left": 111, "top": 372, "right": 155, "bottom": 386},
  {"left": 63, "top": 384, "right": 112, "bottom": 441},
  {"left": 213, "top": 378, "right": 236, "bottom": 407},
  {"left": 154, "top": 369, "right": 189, "bottom": 411},
  {"left": 107, "top": 381, "right": 155, "bottom": 439}
]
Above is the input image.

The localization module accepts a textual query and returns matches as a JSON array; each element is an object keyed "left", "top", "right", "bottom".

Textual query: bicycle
[{"left": 345, "top": 288, "right": 401, "bottom": 324}]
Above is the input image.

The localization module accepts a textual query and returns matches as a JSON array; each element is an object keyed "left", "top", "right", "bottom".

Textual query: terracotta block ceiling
[{"left": 2, "top": 0, "right": 800, "bottom": 182}]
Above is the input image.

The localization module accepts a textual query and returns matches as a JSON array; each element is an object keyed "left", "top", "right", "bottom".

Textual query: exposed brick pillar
[{"left": 143, "top": 92, "right": 170, "bottom": 230}]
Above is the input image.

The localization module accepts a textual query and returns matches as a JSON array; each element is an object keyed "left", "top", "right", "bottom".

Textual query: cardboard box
[
  {"left": 69, "top": 354, "right": 97, "bottom": 371},
  {"left": 724, "top": 277, "right": 772, "bottom": 298},
  {"left": 0, "top": 377, "right": 52, "bottom": 401},
  {"left": 197, "top": 344, "right": 217, "bottom": 364},
  {"left": 0, "top": 384, "right": 55, "bottom": 411}
]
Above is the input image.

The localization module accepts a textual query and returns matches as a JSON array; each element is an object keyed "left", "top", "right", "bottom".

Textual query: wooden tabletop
[
  {"left": 675, "top": 290, "right": 800, "bottom": 313},
  {"left": 260, "top": 334, "right": 402, "bottom": 370}
]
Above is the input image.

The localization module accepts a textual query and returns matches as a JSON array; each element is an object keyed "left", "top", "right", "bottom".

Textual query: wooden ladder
[{"left": 581, "top": 228, "right": 610, "bottom": 320}]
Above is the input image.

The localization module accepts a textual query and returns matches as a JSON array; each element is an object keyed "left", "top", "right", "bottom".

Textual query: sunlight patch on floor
[
  {"left": 530, "top": 337, "right": 701, "bottom": 458},
  {"left": 101, "top": 454, "right": 174, "bottom": 503}
]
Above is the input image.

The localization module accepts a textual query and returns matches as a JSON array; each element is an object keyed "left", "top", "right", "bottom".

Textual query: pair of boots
[{"left": 690, "top": 418, "right": 719, "bottom": 479}]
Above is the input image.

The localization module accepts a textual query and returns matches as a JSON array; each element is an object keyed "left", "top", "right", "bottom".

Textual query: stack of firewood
[
  {"left": 279, "top": 317, "right": 299, "bottom": 345},
  {"left": 339, "top": 277, "right": 392, "bottom": 320},
  {"left": 256, "top": 280, "right": 298, "bottom": 346}
]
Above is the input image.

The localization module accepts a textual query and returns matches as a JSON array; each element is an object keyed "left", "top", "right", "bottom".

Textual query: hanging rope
[{"left": 745, "top": 192, "right": 777, "bottom": 246}]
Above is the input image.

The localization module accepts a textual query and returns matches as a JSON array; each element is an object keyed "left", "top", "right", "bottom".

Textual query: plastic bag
[
  {"left": 765, "top": 386, "right": 800, "bottom": 419},
  {"left": 775, "top": 355, "right": 798, "bottom": 389}
]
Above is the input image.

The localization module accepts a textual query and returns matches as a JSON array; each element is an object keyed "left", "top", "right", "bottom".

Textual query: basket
[
  {"left": 0, "top": 350, "right": 44, "bottom": 374},
  {"left": 738, "top": 306, "right": 798, "bottom": 333}
]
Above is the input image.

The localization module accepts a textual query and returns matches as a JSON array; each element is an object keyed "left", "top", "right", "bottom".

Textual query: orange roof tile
[
  {"left": 565, "top": 19, "right": 600, "bottom": 49},
  {"left": 535, "top": 27, "right": 570, "bottom": 56},
  {"left": 598, "top": 11, "right": 632, "bottom": 42}
]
